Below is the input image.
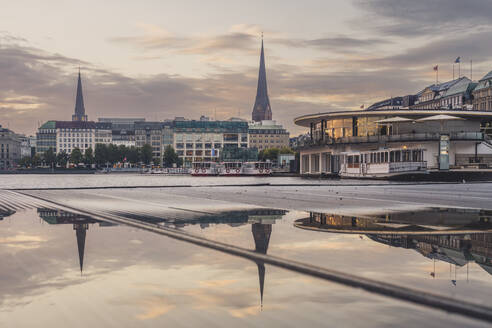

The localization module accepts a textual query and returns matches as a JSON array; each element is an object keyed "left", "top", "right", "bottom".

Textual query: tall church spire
[
  {"left": 72, "top": 69, "right": 88, "bottom": 121},
  {"left": 252, "top": 35, "right": 272, "bottom": 122}
]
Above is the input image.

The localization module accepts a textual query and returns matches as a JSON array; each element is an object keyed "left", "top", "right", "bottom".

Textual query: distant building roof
[
  {"left": 39, "top": 121, "right": 56, "bottom": 129},
  {"left": 174, "top": 120, "right": 248, "bottom": 133},
  {"left": 366, "top": 97, "right": 403, "bottom": 110},
  {"left": 56, "top": 121, "right": 96, "bottom": 129},
  {"left": 98, "top": 118, "right": 145, "bottom": 123}
]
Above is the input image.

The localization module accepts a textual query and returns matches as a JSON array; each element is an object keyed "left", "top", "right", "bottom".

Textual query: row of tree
[
  {"left": 18, "top": 144, "right": 157, "bottom": 168},
  {"left": 258, "top": 147, "right": 295, "bottom": 161}
]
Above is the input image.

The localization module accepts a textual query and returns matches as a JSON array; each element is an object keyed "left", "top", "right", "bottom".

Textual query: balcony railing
[{"left": 298, "top": 132, "right": 484, "bottom": 148}]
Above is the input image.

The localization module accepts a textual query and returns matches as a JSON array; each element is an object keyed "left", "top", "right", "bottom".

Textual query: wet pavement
[{"left": 1, "top": 175, "right": 492, "bottom": 327}]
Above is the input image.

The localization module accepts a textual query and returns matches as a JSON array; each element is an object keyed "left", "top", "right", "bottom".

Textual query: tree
[
  {"left": 56, "top": 151, "right": 69, "bottom": 167},
  {"left": 95, "top": 144, "right": 109, "bottom": 166},
  {"left": 258, "top": 147, "right": 294, "bottom": 161},
  {"left": 43, "top": 148, "right": 56, "bottom": 166},
  {"left": 84, "top": 147, "right": 94, "bottom": 165},
  {"left": 18, "top": 156, "right": 32, "bottom": 168},
  {"left": 126, "top": 146, "right": 139, "bottom": 164},
  {"left": 140, "top": 144, "right": 153, "bottom": 165},
  {"left": 31, "top": 154, "right": 42, "bottom": 167},
  {"left": 70, "top": 148, "right": 83, "bottom": 165},
  {"left": 162, "top": 145, "right": 180, "bottom": 167}
]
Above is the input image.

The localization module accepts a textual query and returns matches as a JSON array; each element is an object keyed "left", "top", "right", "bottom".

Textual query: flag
[
  {"left": 123, "top": 157, "right": 127, "bottom": 162},
  {"left": 360, "top": 104, "right": 364, "bottom": 109},
  {"left": 433, "top": 65, "right": 438, "bottom": 71},
  {"left": 454, "top": 56, "right": 461, "bottom": 63}
]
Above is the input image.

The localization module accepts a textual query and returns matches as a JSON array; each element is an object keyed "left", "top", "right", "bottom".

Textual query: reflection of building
[
  {"left": 295, "top": 210, "right": 492, "bottom": 277},
  {"left": 252, "top": 223, "right": 271, "bottom": 308},
  {"left": 163, "top": 208, "right": 285, "bottom": 308},
  {"left": 37, "top": 208, "right": 106, "bottom": 273},
  {"left": 296, "top": 209, "right": 492, "bottom": 234}
]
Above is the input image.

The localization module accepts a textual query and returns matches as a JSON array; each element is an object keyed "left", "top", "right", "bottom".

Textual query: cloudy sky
[{"left": 2, "top": 0, "right": 492, "bottom": 135}]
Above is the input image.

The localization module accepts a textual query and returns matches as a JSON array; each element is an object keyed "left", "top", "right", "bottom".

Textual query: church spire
[
  {"left": 72, "top": 69, "right": 88, "bottom": 121},
  {"left": 252, "top": 35, "right": 272, "bottom": 122}
]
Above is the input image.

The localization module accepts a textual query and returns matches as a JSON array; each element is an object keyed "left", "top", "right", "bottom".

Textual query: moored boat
[
  {"left": 191, "top": 162, "right": 219, "bottom": 176},
  {"left": 219, "top": 162, "right": 243, "bottom": 176},
  {"left": 242, "top": 161, "right": 272, "bottom": 176},
  {"left": 339, "top": 147, "right": 427, "bottom": 178}
]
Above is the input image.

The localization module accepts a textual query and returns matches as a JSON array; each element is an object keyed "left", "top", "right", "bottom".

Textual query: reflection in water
[
  {"left": 36, "top": 207, "right": 286, "bottom": 308},
  {"left": 37, "top": 208, "right": 105, "bottom": 273},
  {"left": 0, "top": 208, "right": 15, "bottom": 220},
  {"left": 295, "top": 209, "right": 492, "bottom": 280}
]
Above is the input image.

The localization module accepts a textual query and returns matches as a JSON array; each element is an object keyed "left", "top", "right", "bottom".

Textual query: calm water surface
[{"left": 0, "top": 175, "right": 490, "bottom": 327}]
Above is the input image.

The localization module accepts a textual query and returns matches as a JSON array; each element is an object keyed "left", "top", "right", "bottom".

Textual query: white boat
[
  {"left": 242, "top": 161, "right": 272, "bottom": 176},
  {"left": 219, "top": 162, "right": 243, "bottom": 176},
  {"left": 339, "top": 148, "right": 427, "bottom": 178},
  {"left": 191, "top": 162, "right": 219, "bottom": 176}
]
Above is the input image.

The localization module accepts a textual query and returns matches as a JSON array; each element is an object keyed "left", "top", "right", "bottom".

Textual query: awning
[
  {"left": 375, "top": 117, "right": 413, "bottom": 124},
  {"left": 416, "top": 114, "right": 465, "bottom": 122}
]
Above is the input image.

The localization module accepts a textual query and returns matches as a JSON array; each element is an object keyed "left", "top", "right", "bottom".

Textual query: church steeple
[
  {"left": 252, "top": 35, "right": 272, "bottom": 122},
  {"left": 72, "top": 68, "right": 88, "bottom": 122}
]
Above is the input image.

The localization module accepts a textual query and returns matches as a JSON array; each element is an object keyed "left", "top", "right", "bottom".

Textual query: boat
[
  {"left": 339, "top": 147, "right": 427, "bottom": 178},
  {"left": 191, "top": 162, "right": 219, "bottom": 176},
  {"left": 242, "top": 161, "right": 272, "bottom": 176},
  {"left": 219, "top": 162, "right": 243, "bottom": 176}
]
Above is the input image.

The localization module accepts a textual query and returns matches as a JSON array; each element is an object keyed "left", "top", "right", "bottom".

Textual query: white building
[{"left": 56, "top": 121, "right": 96, "bottom": 154}]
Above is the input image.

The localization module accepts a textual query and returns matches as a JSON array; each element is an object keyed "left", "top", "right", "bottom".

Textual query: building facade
[
  {"left": 36, "top": 121, "right": 57, "bottom": 154},
  {"left": 56, "top": 121, "right": 96, "bottom": 154},
  {"left": 0, "top": 125, "right": 21, "bottom": 169},
  {"left": 295, "top": 109, "right": 492, "bottom": 175},
  {"left": 95, "top": 122, "right": 113, "bottom": 145},
  {"left": 135, "top": 122, "right": 166, "bottom": 162},
  {"left": 473, "top": 71, "right": 492, "bottom": 111},
  {"left": 410, "top": 77, "right": 475, "bottom": 110},
  {"left": 173, "top": 120, "right": 249, "bottom": 165},
  {"left": 248, "top": 120, "right": 290, "bottom": 150}
]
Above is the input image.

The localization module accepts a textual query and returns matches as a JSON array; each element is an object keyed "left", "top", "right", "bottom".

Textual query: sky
[{"left": 2, "top": 0, "right": 492, "bottom": 135}]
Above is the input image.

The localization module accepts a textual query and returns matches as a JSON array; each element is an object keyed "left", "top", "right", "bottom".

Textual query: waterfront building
[
  {"left": 135, "top": 121, "right": 170, "bottom": 162},
  {"left": 248, "top": 120, "right": 290, "bottom": 150},
  {"left": 472, "top": 71, "right": 492, "bottom": 111},
  {"left": 18, "top": 135, "right": 33, "bottom": 158},
  {"left": 55, "top": 121, "right": 96, "bottom": 154},
  {"left": 0, "top": 125, "right": 21, "bottom": 169},
  {"left": 98, "top": 118, "right": 144, "bottom": 147},
  {"left": 95, "top": 122, "right": 113, "bottom": 145},
  {"left": 294, "top": 109, "right": 492, "bottom": 175},
  {"left": 173, "top": 120, "right": 248, "bottom": 165},
  {"left": 72, "top": 71, "right": 88, "bottom": 122},
  {"left": 252, "top": 38, "right": 272, "bottom": 122},
  {"left": 366, "top": 97, "right": 404, "bottom": 111},
  {"left": 410, "top": 77, "right": 474, "bottom": 110},
  {"left": 36, "top": 121, "right": 57, "bottom": 154}
]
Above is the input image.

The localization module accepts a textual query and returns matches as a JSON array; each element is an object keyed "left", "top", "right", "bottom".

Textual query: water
[{"left": 0, "top": 175, "right": 491, "bottom": 327}]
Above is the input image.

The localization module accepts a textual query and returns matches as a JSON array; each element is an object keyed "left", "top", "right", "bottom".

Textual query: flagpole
[
  {"left": 459, "top": 61, "right": 461, "bottom": 78},
  {"left": 471, "top": 59, "right": 473, "bottom": 80},
  {"left": 453, "top": 64, "right": 455, "bottom": 80}
]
